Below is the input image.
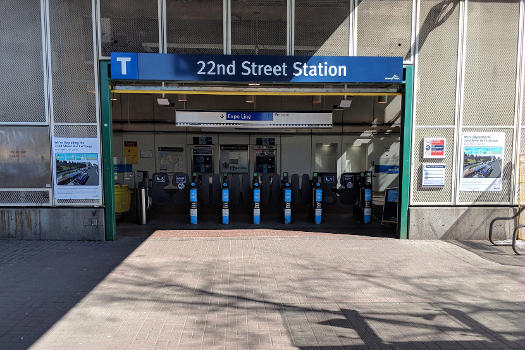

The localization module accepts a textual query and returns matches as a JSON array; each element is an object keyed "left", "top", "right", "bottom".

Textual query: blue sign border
[{"left": 111, "top": 52, "right": 403, "bottom": 84}]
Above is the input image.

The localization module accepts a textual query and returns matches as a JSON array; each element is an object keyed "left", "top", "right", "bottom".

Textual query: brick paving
[{"left": 0, "top": 232, "right": 523, "bottom": 350}]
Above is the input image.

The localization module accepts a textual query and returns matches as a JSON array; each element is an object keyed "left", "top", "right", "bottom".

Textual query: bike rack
[
  {"left": 488, "top": 206, "right": 525, "bottom": 246},
  {"left": 512, "top": 224, "right": 525, "bottom": 255}
]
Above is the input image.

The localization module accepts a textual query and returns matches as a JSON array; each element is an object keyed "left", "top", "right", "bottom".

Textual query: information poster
[
  {"left": 158, "top": 147, "right": 184, "bottom": 172},
  {"left": 124, "top": 141, "right": 138, "bottom": 164},
  {"left": 220, "top": 145, "right": 248, "bottom": 173},
  {"left": 460, "top": 132, "right": 505, "bottom": 192},
  {"left": 423, "top": 138, "right": 446, "bottom": 159},
  {"left": 53, "top": 138, "right": 102, "bottom": 200},
  {"left": 422, "top": 163, "right": 446, "bottom": 187}
]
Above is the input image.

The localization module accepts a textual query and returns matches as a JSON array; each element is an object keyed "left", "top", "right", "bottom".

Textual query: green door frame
[
  {"left": 99, "top": 61, "right": 414, "bottom": 241},
  {"left": 100, "top": 61, "right": 116, "bottom": 241},
  {"left": 399, "top": 65, "right": 414, "bottom": 239}
]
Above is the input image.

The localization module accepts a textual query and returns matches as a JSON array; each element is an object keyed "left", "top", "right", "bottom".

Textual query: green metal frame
[
  {"left": 100, "top": 61, "right": 116, "bottom": 241},
  {"left": 98, "top": 62, "right": 414, "bottom": 241},
  {"left": 399, "top": 65, "right": 414, "bottom": 239}
]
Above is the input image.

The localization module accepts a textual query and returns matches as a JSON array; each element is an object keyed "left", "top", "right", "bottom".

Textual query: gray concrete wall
[
  {"left": 0, "top": 208, "right": 105, "bottom": 241},
  {"left": 408, "top": 206, "right": 518, "bottom": 240}
]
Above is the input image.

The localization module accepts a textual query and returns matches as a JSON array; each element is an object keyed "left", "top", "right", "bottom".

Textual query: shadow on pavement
[
  {"left": 449, "top": 240, "right": 525, "bottom": 267},
  {"left": 0, "top": 237, "right": 146, "bottom": 350}
]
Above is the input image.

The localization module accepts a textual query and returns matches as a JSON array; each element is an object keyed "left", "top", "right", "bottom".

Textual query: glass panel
[{"left": 0, "top": 126, "right": 51, "bottom": 188}]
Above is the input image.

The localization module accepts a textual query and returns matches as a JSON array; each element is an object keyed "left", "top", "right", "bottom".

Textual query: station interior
[{"left": 111, "top": 87, "right": 403, "bottom": 234}]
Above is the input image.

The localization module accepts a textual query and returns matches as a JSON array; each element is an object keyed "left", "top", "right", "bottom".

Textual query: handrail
[{"left": 489, "top": 206, "right": 525, "bottom": 245}]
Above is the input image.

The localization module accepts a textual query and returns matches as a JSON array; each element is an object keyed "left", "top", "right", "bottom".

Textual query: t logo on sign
[{"left": 110, "top": 53, "right": 138, "bottom": 80}]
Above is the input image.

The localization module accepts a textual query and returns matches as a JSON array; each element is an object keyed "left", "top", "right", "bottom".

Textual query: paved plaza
[{"left": 0, "top": 231, "right": 523, "bottom": 350}]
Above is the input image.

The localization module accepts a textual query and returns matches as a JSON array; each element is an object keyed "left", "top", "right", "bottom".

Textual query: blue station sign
[{"left": 111, "top": 52, "right": 403, "bottom": 83}]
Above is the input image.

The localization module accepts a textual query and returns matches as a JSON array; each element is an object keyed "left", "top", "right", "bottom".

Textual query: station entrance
[{"left": 100, "top": 57, "right": 413, "bottom": 239}]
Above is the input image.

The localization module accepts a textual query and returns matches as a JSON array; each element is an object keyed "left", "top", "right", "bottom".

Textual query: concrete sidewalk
[{"left": 0, "top": 232, "right": 523, "bottom": 350}]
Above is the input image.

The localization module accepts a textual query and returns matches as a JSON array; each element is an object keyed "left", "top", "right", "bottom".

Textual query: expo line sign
[{"left": 111, "top": 52, "right": 403, "bottom": 83}]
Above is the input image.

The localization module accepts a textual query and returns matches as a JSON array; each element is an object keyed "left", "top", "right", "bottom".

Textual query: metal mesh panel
[
  {"left": 356, "top": 0, "right": 413, "bottom": 59},
  {"left": 49, "top": 0, "right": 97, "bottom": 124},
  {"left": 294, "top": 0, "right": 349, "bottom": 56},
  {"left": 462, "top": 0, "right": 519, "bottom": 126},
  {"left": 166, "top": 0, "right": 223, "bottom": 54},
  {"left": 518, "top": 140, "right": 525, "bottom": 205},
  {"left": 54, "top": 124, "right": 98, "bottom": 138},
  {"left": 231, "top": 0, "right": 287, "bottom": 55},
  {"left": 0, "top": 0, "right": 46, "bottom": 124},
  {"left": 100, "top": 0, "right": 159, "bottom": 56},
  {"left": 457, "top": 128, "right": 513, "bottom": 203},
  {"left": 415, "top": 0, "right": 459, "bottom": 126},
  {"left": 523, "top": 74, "right": 525, "bottom": 125},
  {"left": 0, "top": 190, "right": 51, "bottom": 206},
  {"left": 411, "top": 128, "right": 455, "bottom": 203},
  {"left": 56, "top": 199, "right": 100, "bottom": 205}
]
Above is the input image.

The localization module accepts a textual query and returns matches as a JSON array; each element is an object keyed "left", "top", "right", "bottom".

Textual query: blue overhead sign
[
  {"left": 225, "top": 112, "right": 273, "bottom": 121},
  {"left": 111, "top": 52, "right": 403, "bottom": 83}
]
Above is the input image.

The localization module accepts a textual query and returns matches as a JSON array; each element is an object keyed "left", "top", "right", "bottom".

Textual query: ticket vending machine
[
  {"left": 252, "top": 173, "right": 261, "bottom": 224},
  {"left": 192, "top": 147, "right": 214, "bottom": 174},
  {"left": 312, "top": 172, "right": 323, "bottom": 224},
  {"left": 189, "top": 172, "right": 198, "bottom": 224},
  {"left": 221, "top": 173, "right": 230, "bottom": 224},
  {"left": 252, "top": 137, "right": 278, "bottom": 174},
  {"left": 282, "top": 172, "right": 292, "bottom": 224}
]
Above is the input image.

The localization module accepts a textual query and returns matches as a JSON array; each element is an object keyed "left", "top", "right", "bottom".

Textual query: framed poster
[
  {"left": 460, "top": 132, "right": 504, "bottom": 192},
  {"left": 53, "top": 138, "right": 102, "bottom": 200}
]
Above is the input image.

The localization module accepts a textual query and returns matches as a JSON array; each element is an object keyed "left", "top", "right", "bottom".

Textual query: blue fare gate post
[
  {"left": 252, "top": 173, "right": 261, "bottom": 224},
  {"left": 190, "top": 172, "right": 198, "bottom": 224},
  {"left": 282, "top": 172, "right": 292, "bottom": 224},
  {"left": 312, "top": 172, "right": 322, "bottom": 224},
  {"left": 221, "top": 173, "right": 230, "bottom": 224},
  {"left": 363, "top": 171, "right": 372, "bottom": 224}
]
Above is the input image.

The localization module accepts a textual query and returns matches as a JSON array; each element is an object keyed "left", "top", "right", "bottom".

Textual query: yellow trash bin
[{"left": 114, "top": 184, "right": 131, "bottom": 218}]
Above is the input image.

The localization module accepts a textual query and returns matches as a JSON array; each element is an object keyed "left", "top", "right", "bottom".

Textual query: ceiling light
[
  {"left": 157, "top": 97, "right": 171, "bottom": 106},
  {"left": 177, "top": 94, "right": 187, "bottom": 102},
  {"left": 245, "top": 95, "right": 256, "bottom": 103},
  {"left": 377, "top": 96, "right": 388, "bottom": 104},
  {"left": 110, "top": 98, "right": 118, "bottom": 101},
  {"left": 248, "top": 83, "right": 260, "bottom": 86}
]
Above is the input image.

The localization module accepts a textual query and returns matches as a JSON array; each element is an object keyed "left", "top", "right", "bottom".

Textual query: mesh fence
[
  {"left": 411, "top": 128, "right": 455, "bottom": 203},
  {"left": 231, "top": 0, "right": 287, "bottom": 55},
  {"left": 457, "top": 128, "right": 514, "bottom": 204},
  {"left": 166, "top": 0, "right": 223, "bottom": 54},
  {"left": 356, "top": 0, "right": 413, "bottom": 60},
  {"left": 100, "top": 0, "right": 159, "bottom": 55},
  {"left": 0, "top": 190, "right": 51, "bottom": 206},
  {"left": 49, "top": 0, "right": 97, "bottom": 124},
  {"left": 0, "top": 0, "right": 46, "bottom": 124},
  {"left": 54, "top": 124, "right": 98, "bottom": 138},
  {"left": 462, "top": 0, "right": 519, "bottom": 127},
  {"left": 294, "top": 0, "right": 349, "bottom": 56},
  {"left": 415, "top": 0, "right": 459, "bottom": 126},
  {"left": 56, "top": 199, "right": 100, "bottom": 205}
]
